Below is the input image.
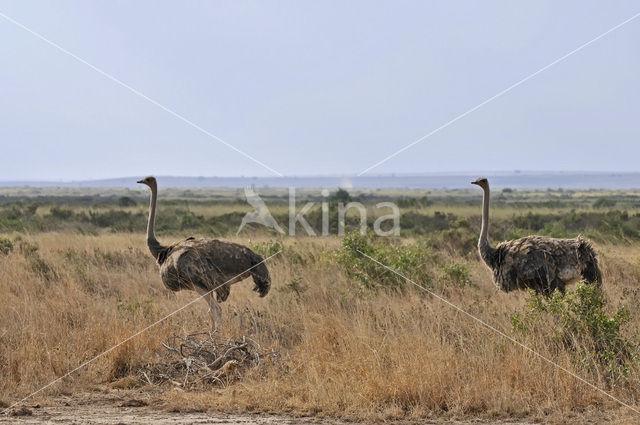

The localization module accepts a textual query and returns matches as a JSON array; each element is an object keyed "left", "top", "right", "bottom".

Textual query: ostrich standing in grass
[
  {"left": 471, "top": 177, "right": 601, "bottom": 295},
  {"left": 137, "top": 176, "right": 271, "bottom": 329}
]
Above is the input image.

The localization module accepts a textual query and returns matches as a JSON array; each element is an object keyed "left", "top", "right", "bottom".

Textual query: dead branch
[{"left": 137, "top": 332, "right": 277, "bottom": 389}]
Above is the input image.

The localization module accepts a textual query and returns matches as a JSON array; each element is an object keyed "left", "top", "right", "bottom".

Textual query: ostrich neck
[
  {"left": 146, "top": 183, "right": 164, "bottom": 259},
  {"left": 478, "top": 185, "right": 494, "bottom": 263}
]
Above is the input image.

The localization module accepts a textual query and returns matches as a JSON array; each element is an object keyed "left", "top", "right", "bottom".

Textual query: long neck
[
  {"left": 146, "top": 183, "right": 164, "bottom": 259},
  {"left": 478, "top": 184, "right": 494, "bottom": 263}
]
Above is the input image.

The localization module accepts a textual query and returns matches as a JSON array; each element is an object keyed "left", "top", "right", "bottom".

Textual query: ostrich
[
  {"left": 471, "top": 177, "right": 601, "bottom": 295},
  {"left": 137, "top": 176, "right": 271, "bottom": 329}
]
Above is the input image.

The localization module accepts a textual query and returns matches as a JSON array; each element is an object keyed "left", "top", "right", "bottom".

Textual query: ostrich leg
[
  {"left": 195, "top": 287, "right": 222, "bottom": 330},
  {"left": 206, "top": 292, "right": 222, "bottom": 330}
]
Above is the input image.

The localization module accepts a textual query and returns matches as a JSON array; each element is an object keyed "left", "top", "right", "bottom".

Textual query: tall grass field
[{"left": 1, "top": 187, "right": 640, "bottom": 422}]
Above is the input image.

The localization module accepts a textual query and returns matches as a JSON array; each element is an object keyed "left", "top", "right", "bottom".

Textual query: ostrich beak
[
  {"left": 136, "top": 179, "right": 144, "bottom": 184},
  {"left": 471, "top": 181, "right": 478, "bottom": 185}
]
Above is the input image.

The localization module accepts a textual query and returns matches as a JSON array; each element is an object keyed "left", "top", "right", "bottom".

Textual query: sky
[{"left": 0, "top": 1, "right": 639, "bottom": 180}]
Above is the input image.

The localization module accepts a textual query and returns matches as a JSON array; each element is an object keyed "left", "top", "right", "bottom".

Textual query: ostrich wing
[
  {"left": 159, "top": 238, "right": 257, "bottom": 298},
  {"left": 493, "top": 236, "right": 583, "bottom": 291}
]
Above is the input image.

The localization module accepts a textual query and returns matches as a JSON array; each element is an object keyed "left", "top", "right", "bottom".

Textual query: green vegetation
[
  {"left": 440, "top": 262, "right": 473, "bottom": 287},
  {"left": 15, "top": 238, "right": 59, "bottom": 282},
  {"left": 512, "top": 284, "right": 636, "bottom": 385},
  {"left": 2, "top": 187, "right": 639, "bottom": 244},
  {"left": 337, "top": 232, "right": 477, "bottom": 292},
  {"left": 593, "top": 197, "right": 617, "bottom": 209},
  {"left": 0, "top": 237, "right": 12, "bottom": 255},
  {"left": 337, "top": 232, "right": 434, "bottom": 290}
]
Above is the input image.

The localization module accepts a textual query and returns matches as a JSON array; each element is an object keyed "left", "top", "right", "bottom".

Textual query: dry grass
[{"left": 1, "top": 232, "right": 639, "bottom": 422}]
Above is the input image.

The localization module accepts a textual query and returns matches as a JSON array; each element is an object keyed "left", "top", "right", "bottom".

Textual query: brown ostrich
[
  {"left": 471, "top": 177, "right": 601, "bottom": 295},
  {"left": 137, "top": 176, "right": 271, "bottom": 329}
]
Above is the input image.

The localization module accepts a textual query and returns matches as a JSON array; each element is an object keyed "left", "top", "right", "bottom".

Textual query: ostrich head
[
  {"left": 137, "top": 176, "right": 157, "bottom": 188},
  {"left": 471, "top": 177, "right": 489, "bottom": 189}
]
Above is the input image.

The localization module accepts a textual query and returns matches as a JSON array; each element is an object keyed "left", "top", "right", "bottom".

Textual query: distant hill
[{"left": 1, "top": 172, "right": 639, "bottom": 189}]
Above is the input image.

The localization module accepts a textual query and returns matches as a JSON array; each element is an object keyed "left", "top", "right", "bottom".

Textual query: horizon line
[{"left": 1, "top": 170, "right": 639, "bottom": 184}]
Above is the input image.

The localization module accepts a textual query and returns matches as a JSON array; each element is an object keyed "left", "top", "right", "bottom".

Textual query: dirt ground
[
  {"left": 0, "top": 405, "right": 539, "bottom": 425},
  {"left": 1, "top": 391, "right": 636, "bottom": 425},
  {"left": 3, "top": 391, "right": 338, "bottom": 425}
]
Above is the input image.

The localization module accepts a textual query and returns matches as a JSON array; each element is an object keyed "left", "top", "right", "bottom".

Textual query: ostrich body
[
  {"left": 472, "top": 177, "right": 601, "bottom": 295},
  {"left": 137, "top": 176, "right": 271, "bottom": 328}
]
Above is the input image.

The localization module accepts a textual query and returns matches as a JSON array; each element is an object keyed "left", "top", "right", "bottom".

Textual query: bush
[
  {"left": 510, "top": 210, "right": 640, "bottom": 242},
  {"left": 250, "top": 239, "right": 285, "bottom": 258},
  {"left": 49, "top": 206, "right": 74, "bottom": 220},
  {"left": 593, "top": 198, "right": 616, "bottom": 209},
  {"left": 118, "top": 196, "right": 137, "bottom": 207},
  {"left": 16, "top": 238, "right": 39, "bottom": 256},
  {"left": 440, "top": 263, "right": 472, "bottom": 287},
  {"left": 437, "top": 227, "right": 477, "bottom": 255},
  {"left": 337, "top": 232, "right": 433, "bottom": 291},
  {"left": 16, "top": 240, "right": 58, "bottom": 282},
  {"left": 511, "top": 284, "right": 636, "bottom": 385},
  {"left": 27, "top": 255, "right": 58, "bottom": 281},
  {"left": 178, "top": 210, "right": 205, "bottom": 230},
  {"left": 89, "top": 210, "right": 145, "bottom": 231},
  {"left": 397, "top": 196, "right": 430, "bottom": 208},
  {"left": 331, "top": 188, "right": 352, "bottom": 203},
  {"left": 400, "top": 211, "right": 457, "bottom": 235},
  {"left": 0, "top": 237, "right": 13, "bottom": 255},
  {"left": 250, "top": 239, "right": 304, "bottom": 265}
]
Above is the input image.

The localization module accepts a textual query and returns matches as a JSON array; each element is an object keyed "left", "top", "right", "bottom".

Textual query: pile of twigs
[{"left": 137, "top": 332, "right": 276, "bottom": 388}]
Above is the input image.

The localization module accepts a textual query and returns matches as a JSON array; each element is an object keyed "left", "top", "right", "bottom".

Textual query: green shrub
[
  {"left": 0, "top": 237, "right": 13, "bottom": 255},
  {"left": 437, "top": 227, "right": 477, "bottom": 255},
  {"left": 397, "top": 196, "right": 430, "bottom": 208},
  {"left": 49, "top": 206, "right": 74, "bottom": 220},
  {"left": 440, "top": 263, "right": 472, "bottom": 287},
  {"left": 399, "top": 211, "right": 456, "bottom": 235},
  {"left": 17, "top": 239, "right": 39, "bottom": 256},
  {"left": 510, "top": 210, "right": 640, "bottom": 242},
  {"left": 118, "top": 196, "right": 137, "bottom": 207},
  {"left": 88, "top": 209, "right": 145, "bottom": 231},
  {"left": 251, "top": 239, "right": 285, "bottom": 258},
  {"left": 331, "top": 188, "right": 352, "bottom": 203},
  {"left": 27, "top": 254, "right": 58, "bottom": 281},
  {"left": 14, "top": 239, "right": 58, "bottom": 281},
  {"left": 511, "top": 284, "right": 637, "bottom": 385},
  {"left": 179, "top": 210, "right": 205, "bottom": 230},
  {"left": 250, "top": 239, "right": 304, "bottom": 265},
  {"left": 337, "top": 232, "right": 433, "bottom": 291},
  {"left": 2, "top": 193, "right": 640, "bottom": 241},
  {"left": 593, "top": 198, "right": 616, "bottom": 209}
]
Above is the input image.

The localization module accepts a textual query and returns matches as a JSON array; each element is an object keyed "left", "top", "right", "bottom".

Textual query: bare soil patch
[{"left": 0, "top": 391, "right": 633, "bottom": 425}]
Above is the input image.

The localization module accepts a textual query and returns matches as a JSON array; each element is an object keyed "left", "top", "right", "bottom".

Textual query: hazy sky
[{"left": 1, "top": 1, "right": 639, "bottom": 180}]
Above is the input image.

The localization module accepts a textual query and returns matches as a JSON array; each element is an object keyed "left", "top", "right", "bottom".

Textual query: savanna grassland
[{"left": 2, "top": 186, "right": 640, "bottom": 423}]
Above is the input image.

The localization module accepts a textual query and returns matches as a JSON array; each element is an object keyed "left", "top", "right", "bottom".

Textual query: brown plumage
[
  {"left": 137, "top": 176, "right": 271, "bottom": 328},
  {"left": 472, "top": 177, "right": 601, "bottom": 295}
]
